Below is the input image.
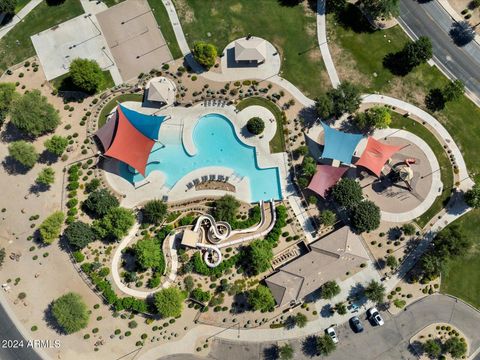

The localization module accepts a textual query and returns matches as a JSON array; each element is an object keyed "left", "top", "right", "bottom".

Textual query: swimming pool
[{"left": 120, "top": 113, "right": 282, "bottom": 202}]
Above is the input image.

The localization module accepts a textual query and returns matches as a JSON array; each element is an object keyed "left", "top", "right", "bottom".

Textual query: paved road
[
  {"left": 398, "top": 0, "right": 480, "bottom": 104},
  {"left": 0, "top": 298, "right": 43, "bottom": 360},
  {"left": 158, "top": 295, "right": 480, "bottom": 360}
]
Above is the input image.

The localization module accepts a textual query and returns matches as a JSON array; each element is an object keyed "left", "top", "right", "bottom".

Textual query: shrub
[
  {"left": 64, "top": 221, "right": 95, "bottom": 249},
  {"left": 44, "top": 135, "right": 68, "bottom": 156},
  {"left": 247, "top": 285, "right": 275, "bottom": 312},
  {"left": 154, "top": 287, "right": 185, "bottom": 318},
  {"left": 192, "top": 42, "right": 217, "bottom": 68},
  {"left": 142, "top": 199, "right": 168, "bottom": 225},
  {"left": 36, "top": 167, "right": 55, "bottom": 186},
  {"left": 69, "top": 58, "right": 105, "bottom": 94},
  {"left": 51, "top": 292, "right": 89, "bottom": 334},
  {"left": 8, "top": 141, "right": 38, "bottom": 168},
  {"left": 84, "top": 189, "right": 119, "bottom": 217},
  {"left": 246, "top": 117, "right": 265, "bottom": 135}
]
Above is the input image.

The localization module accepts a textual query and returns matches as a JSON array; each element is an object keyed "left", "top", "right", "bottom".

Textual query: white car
[
  {"left": 367, "top": 307, "right": 384, "bottom": 326},
  {"left": 326, "top": 326, "right": 339, "bottom": 343}
]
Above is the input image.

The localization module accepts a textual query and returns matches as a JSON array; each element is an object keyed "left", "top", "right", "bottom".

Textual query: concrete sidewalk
[{"left": 0, "top": 0, "right": 42, "bottom": 40}]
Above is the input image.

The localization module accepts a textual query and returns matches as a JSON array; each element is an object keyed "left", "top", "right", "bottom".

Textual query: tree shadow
[
  {"left": 0, "top": 122, "right": 31, "bottom": 143},
  {"left": 43, "top": 303, "right": 66, "bottom": 335},
  {"left": 449, "top": 21, "right": 475, "bottom": 47},
  {"left": 348, "top": 283, "right": 366, "bottom": 306},
  {"left": 230, "top": 293, "right": 248, "bottom": 314},
  {"left": 320, "top": 303, "right": 334, "bottom": 318},
  {"left": 425, "top": 88, "right": 446, "bottom": 112},
  {"left": 277, "top": 0, "right": 304, "bottom": 6},
  {"left": 0, "top": 13, "right": 14, "bottom": 26},
  {"left": 334, "top": 4, "right": 376, "bottom": 34},
  {"left": 302, "top": 335, "right": 319, "bottom": 357},
  {"left": 375, "top": 258, "right": 386, "bottom": 270},
  {"left": 388, "top": 226, "right": 402, "bottom": 241},
  {"left": 298, "top": 105, "right": 318, "bottom": 128},
  {"left": 45, "top": 0, "right": 66, "bottom": 6},
  {"left": 283, "top": 315, "right": 296, "bottom": 330},
  {"left": 263, "top": 344, "right": 279, "bottom": 360},
  {"left": 408, "top": 340, "right": 424, "bottom": 357},
  {"left": 2, "top": 156, "right": 31, "bottom": 175},
  {"left": 29, "top": 182, "right": 51, "bottom": 194},
  {"left": 38, "top": 150, "right": 60, "bottom": 165},
  {"left": 383, "top": 51, "right": 413, "bottom": 76}
]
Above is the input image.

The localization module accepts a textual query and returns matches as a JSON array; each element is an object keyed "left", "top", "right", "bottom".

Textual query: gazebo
[
  {"left": 321, "top": 122, "right": 363, "bottom": 164},
  {"left": 234, "top": 37, "right": 267, "bottom": 64},
  {"left": 94, "top": 106, "right": 156, "bottom": 176},
  {"left": 146, "top": 77, "right": 176, "bottom": 106},
  {"left": 307, "top": 165, "right": 348, "bottom": 198},
  {"left": 355, "top": 137, "right": 404, "bottom": 177}
]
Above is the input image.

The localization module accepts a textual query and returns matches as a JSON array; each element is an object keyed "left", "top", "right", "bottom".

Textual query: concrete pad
[
  {"left": 31, "top": 14, "right": 118, "bottom": 82},
  {"left": 96, "top": 0, "right": 173, "bottom": 82}
]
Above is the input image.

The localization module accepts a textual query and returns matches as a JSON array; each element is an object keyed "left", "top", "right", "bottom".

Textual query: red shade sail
[
  {"left": 307, "top": 165, "right": 348, "bottom": 198},
  {"left": 356, "top": 137, "right": 403, "bottom": 177},
  {"left": 104, "top": 106, "right": 155, "bottom": 176}
]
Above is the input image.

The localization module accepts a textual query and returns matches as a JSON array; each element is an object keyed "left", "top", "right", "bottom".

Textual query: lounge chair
[
  {"left": 224, "top": 176, "right": 230, "bottom": 183},
  {"left": 193, "top": 179, "right": 200, "bottom": 185},
  {"left": 201, "top": 175, "right": 208, "bottom": 182},
  {"left": 209, "top": 175, "right": 216, "bottom": 181},
  {"left": 217, "top": 175, "right": 225, "bottom": 181}
]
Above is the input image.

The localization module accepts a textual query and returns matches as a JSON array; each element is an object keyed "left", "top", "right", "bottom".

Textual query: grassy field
[
  {"left": 441, "top": 209, "right": 480, "bottom": 309},
  {"left": 328, "top": 5, "right": 480, "bottom": 182},
  {"left": 173, "top": 0, "right": 329, "bottom": 99},
  {"left": 389, "top": 112, "right": 454, "bottom": 228},
  {"left": 148, "top": 0, "right": 183, "bottom": 60},
  {"left": 98, "top": 93, "right": 143, "bottom": 127},
  {"left": 236, "top": 97, "right": 286, "bottom": 153},
  {"left": 0, "top": 0, "right": 84, "bottom": 73},
  {"left": 51, "top": 71, "right": 115, "bottom": 93}
]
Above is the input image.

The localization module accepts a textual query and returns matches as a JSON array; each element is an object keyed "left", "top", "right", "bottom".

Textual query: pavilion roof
[
  {"left": 355, "top": 136, "right": 404, "bottom": 176},
  {"left": 307, "top": 165, "right": 348, "bottom": 198},
  {"left": 101, "top": 106, "right": 155, "bottom": 176},
  {"left": 321, "top": 122, "right": 363, "bottom": 164}
]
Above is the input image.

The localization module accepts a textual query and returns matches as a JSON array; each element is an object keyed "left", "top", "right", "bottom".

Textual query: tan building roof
[
  {"left": 265, "top": 227, "right": 369, "bottom": 307},
  {"left": 234, "top": 37, "right": 267, "bottom": 62},
  {"left": 181, "top": 229, "right": 199, "bottom": 248},
  {"left": 147, "top": 77, "right": 176, "bottom": 105}
]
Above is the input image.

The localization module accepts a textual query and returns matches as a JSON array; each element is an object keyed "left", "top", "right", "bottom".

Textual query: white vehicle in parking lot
[
  {"left": 367, "top": 307, "right": 384, "bottom": 326},
  {"left": 326, "top": 326, "right": 339, "bottom": 343}
]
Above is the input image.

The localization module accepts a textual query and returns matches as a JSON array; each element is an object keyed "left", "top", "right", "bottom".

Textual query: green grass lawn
[
  {"left": 98, "top": 93, "right": 144, "bottom": 127},
  {"left": 174, "top": 0, "right": 329, "bottom": 99},
  {"left": 15, "top": 0, "right": 31, "bottom": 13},
  {"left": 148, "top": 0, "right": 183, "bottom": 60},
  {"left": 389, "top": 112, "right": 454, "bottom": 228},
  {"left": 441, "top": 209, "right": 480, "bottom": 309},
  {"left": 101, "top": 0, "right": 125, "bottom": 7},
  {"left": 51, "top": 70, "right": 115, "bottom": 93},
  {"left": 236, "top": 97, "right": 285, "bottom": 153},
  {"left": 0, "top": 0, "right": 84, "bottom": 73}
]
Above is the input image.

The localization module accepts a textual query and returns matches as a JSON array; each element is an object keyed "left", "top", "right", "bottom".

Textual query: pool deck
[{"left": 103, "top": 102, "right": 288, "bottom": 207}]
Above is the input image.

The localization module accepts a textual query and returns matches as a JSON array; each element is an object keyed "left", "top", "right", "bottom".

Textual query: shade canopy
[
  {"left": 95, "top": 112, "right": 117, "bottom": 152},
  {"left": 307, "top": 165, "right": 348, "bottom": 198},
  {"left": 355, "top": 137, "right": 403, "bottom": 176},
  {"left": 321, "top": 122, "right": 363, "bottom": 164},
  {"left": 147, "top": 77, "right": 176, "bottom": 105},
  {"left": 102, "top": 106, "right": 155, "bottom": 176},
  {"left": 119, "top": 103, "right": 166, "bottom": 140}
]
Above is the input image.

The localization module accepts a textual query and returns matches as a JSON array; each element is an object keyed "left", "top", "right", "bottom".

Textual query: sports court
[
  {"left": 96, "top": 0, "right": 173, "bottom": 82},
  {"left": 31, "top": 14, "right": 118, "bottom": 82}
]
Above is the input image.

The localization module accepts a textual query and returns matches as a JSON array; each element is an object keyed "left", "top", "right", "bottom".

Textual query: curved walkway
[
  {"left": 317, "top": 0, "right": 340, "bottom": 88},
  {"left": 110, "top": 220, "right": 178, "bottom": 299}
]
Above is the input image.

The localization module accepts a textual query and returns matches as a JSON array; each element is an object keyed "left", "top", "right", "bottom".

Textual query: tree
[
  {"left": 420, "top": 252, "right": 443, "bottom": 280},
  {"left": 192, "top": 42, "right": 217, "bottom": 69},
  {"left": 51, "top": 292, "right": 89, "bottom": 334},
  {"left": 36, "top": 167, "right": 55, "bottom": 186},
  {"left": 191, "top": 288, "right": 211, "bottom": 303},
  {"left": 315, "top": 94, "right": 334, "bottom": 119},
  {"left": 422, "top": 339, "right": 442, "bottom": 358},
  {"left": 279, "top": 343, "right": 294, "bottom": 360},
  {"left": 321, "top": 280, "right": 341, "bottom": 300},
  {"left": 134, "top": 237, "right": 165, "bottom": 271},
  {"left": 39, "top": 212, "right": 65, "bottom": 245},
  {"left": 331, "top": 178, "right": 363, "bottom": 209},
  {"left": 8, "top": 141, "right": 38, "bottom": 168},
  {"left": 442, "top": 80, "right": 464, "bottom": 102},
  {"left": 142, "top": 199, "right": 168, "bottom": 225},
  {"left": 64, "top": 221, "right": 95, "bottom": 249},
  {"left": 351, "top": 200, "right": 381, "bottom": 233},
  {"left": 433, "top": 224, "right": 471, "bottom": 259},
  {"left": 402, "top": 223, "right": 416, "bottom": 236},
  {"left": 246, "top": 117, "right": 265, "bottom": 135},
  {"left": 93, "top": 207, "right": 135, "bottom": 241},
  {"left": 403, "top": 37, "right": 432, "bottom": 68},
  {"left": 450, "top": 21, "right": 475, "bottom": 46},
  {"left": 248, "top": 285, "right": 276, "bottom": 311},
  {"left": 362, "top": 0, "right": 399, "bottom": 20},
  {"left": 444, "top": 336, "right": 467, "bottom": 358},
  {"left": 44, "top": 135, "right": 68, "bottom": 157},
  {"left": 385, "top": 255, "right": 398, "bottom": 270},
  {"left": 335, "top": 302, "right": 347, "bottom": 315},
  {"left": 355, "top": 106, "right": 391, "bottom": 130},
  {"left": 213, "top": 195, "right": 240, "bottom": 223},
  {"left": 244, "top": 239, "right": 273, "bottom": 275},
  {"left": 364, "top": 280, "right": 385, "bottom": 304},
  {"left": 465, "top": 183, "right": 480, "bottom": 208},
  {"left": 0, "top": 83, "right": 16, "bottom": 125},
  {"left": 328, "top": 82, "right": 361, "bottom": 117},
  {"left": 69, "top": 58, "right": 105, "bottom": 94},
  {"left": 301, "top": 155, "right": 317, "bottom": 178},
  {"left": 154, "top": 287, "right": 185, "bottom": 318},
  {"left": 295, "top": 312, "right": 308, "bottom": 328},
  {"left": 84, "top": 189, "right": 119, "bottom": 217},
  {"left": 319, "top": 210, "right": 336, "bottom": 227},
  {"left": 10, "top": 90, "right": 60, "bottom": 137},
  {"left": 316, "top": 335, "right": 336, "bottom": 356},
  {"left": 0, "top": 0, "right": 16, "bottom": 14},
  {"left": 308, "top": 195, "right": 318, "bottom": 205}
]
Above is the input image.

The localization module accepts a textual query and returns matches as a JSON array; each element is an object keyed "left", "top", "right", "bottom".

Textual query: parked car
[
  {"left": 349, "top": 316, "right": 364, "bottom": 333},
  {"left": 367, "top": 307, "right": 384, "bottom": 326},
  {"left": 326, "top": 326, "right": 339, "bottom": 343}
]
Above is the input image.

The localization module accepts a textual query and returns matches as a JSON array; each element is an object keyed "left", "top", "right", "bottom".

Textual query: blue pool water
[{"left": 120, "top": 113, "right": 282, "bottom": 202}]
